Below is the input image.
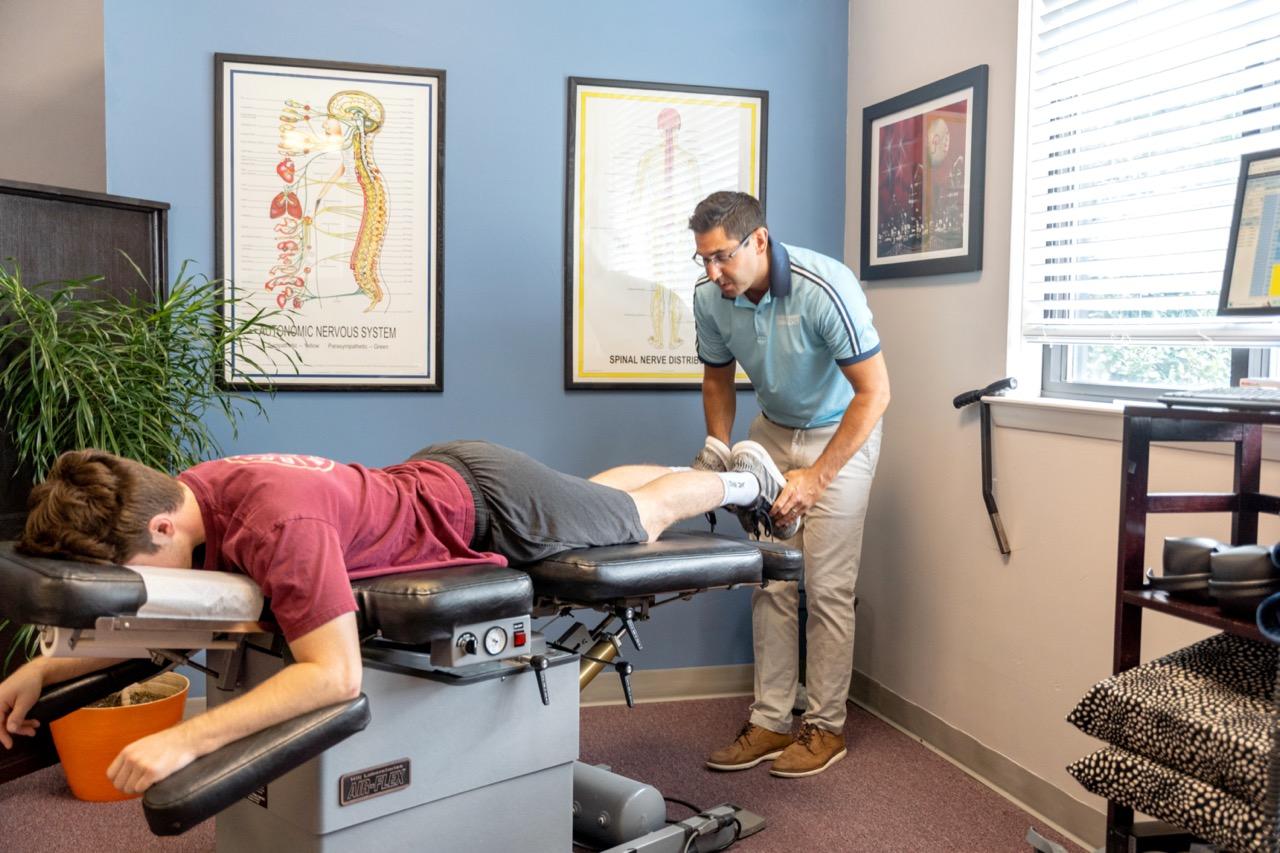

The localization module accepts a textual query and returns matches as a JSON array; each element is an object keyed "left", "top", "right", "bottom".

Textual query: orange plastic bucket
[{"left": 49, "top": 672, "right": 189, "bottom": 801}]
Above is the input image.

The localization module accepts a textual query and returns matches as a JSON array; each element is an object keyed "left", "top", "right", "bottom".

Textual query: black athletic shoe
[{"left": 730, "top": 440, "right": 801, "bottom": 540}]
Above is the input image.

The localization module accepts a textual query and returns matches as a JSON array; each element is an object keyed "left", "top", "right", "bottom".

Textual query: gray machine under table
[
  {"left": 0, "top": 532, "right": 802, "bottom": 852},
  {"left": 206, "top": 557, "right": 580, "bottom": 851},
  {"left": 204, "top": 614, "right": 579, "bottom": 851}
]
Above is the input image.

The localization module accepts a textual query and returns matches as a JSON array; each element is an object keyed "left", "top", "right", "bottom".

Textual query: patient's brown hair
[{"left": 18, "top": 450, "right": 184, "bottom": 565}]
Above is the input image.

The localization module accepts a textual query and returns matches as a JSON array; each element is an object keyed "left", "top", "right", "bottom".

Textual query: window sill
[{"left": 985, "top": 395, "right": 1280, "bottom": 462}]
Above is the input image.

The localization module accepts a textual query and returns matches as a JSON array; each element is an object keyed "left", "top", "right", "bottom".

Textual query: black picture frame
[
  {"left": 215, "top": 53, "right": 446, "bottom": 391},
  {"left": 564, "top": 76, "right": 767, "bottom": 390},
  {"left": 860, "top": 65, "right": 988, "bottom": 281}
]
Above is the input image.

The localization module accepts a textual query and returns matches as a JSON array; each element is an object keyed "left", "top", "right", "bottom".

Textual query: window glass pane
[
  {"left": 1066, "top": 344, "right": 1232, "bottom": 388},
  {"left": 1262, "top": 348, "right": 1280, "bottom": 377}
]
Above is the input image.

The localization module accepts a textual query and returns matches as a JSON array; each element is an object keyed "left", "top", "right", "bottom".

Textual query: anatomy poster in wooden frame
[{"left": 215, "top": 54, "right": 445, "bottom": 390}]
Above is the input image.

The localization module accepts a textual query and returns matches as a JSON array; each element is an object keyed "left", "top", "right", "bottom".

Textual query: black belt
[{"left": 417, "top": 452, "right": 492, "bottom": 550}]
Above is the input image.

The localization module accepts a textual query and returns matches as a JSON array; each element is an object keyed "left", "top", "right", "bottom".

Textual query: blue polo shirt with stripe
[{"left": 693, "top": 238, "right": 881, "bottom": 429}]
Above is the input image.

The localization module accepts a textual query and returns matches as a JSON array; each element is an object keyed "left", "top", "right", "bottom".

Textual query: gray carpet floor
[{"left": 0, "top": 696, "right": 1084, "bottom": 852}]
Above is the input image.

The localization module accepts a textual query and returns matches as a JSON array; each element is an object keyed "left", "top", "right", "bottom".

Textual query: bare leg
[
  {"left": 589, "top": 464, "right": 672, "bottom": 491},
  {"left": 625, "top": 471, "right": 725, "bottom": 541}
]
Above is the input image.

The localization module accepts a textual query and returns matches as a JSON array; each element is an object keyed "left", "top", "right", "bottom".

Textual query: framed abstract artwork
[
  {"left": 216, "top": 53, "right": 445, "bottom": 389},
  {"left": 860, "top": 65, "right": 988, "bottom": 280},
  {"left": 564, "top": 77, "right": 766, "bottom": 389}
]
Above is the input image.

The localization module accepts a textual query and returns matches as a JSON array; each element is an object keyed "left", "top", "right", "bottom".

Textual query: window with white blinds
[{"left": 1016, "top": 0, "right": 1280, "bottom": 346}]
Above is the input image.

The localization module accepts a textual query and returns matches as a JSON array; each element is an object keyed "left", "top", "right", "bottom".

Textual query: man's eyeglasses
[{"left": 692, "top": 233, "right": 752, "bottom": 268}]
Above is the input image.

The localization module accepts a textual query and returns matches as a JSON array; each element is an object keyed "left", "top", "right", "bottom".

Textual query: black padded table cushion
[
  {"left": 522, "top": 532, "right": 764, "bottom": 602},
  {"left": 352, "top": 563, "right": 533, "bottom": 644},
  {"left": 737, "top": 536, "right": 804, "bottom": 582},
  {"left": 0, "top": 541, "right": 145, "bottom": 628}
]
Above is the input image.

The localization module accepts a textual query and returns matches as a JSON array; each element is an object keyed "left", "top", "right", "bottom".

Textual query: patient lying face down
[{"left": 0, "top": 440, "right": 775, "bottom": 793}]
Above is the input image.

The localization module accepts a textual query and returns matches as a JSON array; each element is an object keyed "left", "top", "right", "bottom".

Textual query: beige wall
[
  {"left": 846, "top": 0, "right": 1279, "bottom": 843},
  {"left": 0, "top": 0, "right": 105, "bottom": 191}
]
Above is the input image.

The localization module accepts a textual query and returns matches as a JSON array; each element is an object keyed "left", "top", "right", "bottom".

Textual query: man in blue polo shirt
[{"left": 689, "top": 191, "right": 890, "bottom": 778}]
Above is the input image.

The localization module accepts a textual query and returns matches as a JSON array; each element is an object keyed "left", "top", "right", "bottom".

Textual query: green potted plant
[
  {"left": 0, "top": 258, "right": 291, "bottom": 482},
  {"left": 0, "top": 621, "right": 38, "bottom": 679},
  {"left": 0, "top": 259, "right": 295, "bottom": 779}
]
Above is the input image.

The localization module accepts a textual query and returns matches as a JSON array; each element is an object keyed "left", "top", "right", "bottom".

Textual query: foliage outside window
[{"left": 1068, "top": 344, "right": 1233, "bottom": 390}]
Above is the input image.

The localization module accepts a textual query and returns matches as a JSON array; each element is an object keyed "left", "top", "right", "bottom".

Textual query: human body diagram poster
[
  {"left": 217, "top": 55, "right": 444, "bottom": 389},
  {"left": 566, "top": 78, "right": 766, "bottom": 389}
]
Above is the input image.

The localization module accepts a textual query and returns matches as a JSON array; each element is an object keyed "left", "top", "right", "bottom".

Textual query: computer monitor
[{"left": 1218, "top": 147, "right": 1280, "bottom": 316}]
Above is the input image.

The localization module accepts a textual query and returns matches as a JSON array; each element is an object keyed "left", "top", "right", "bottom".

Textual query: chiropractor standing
[{"left": 689, "top": 191, "right": 890, "bottom": 778}]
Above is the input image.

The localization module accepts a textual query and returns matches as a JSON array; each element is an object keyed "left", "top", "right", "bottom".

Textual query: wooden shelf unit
[{"left": 1107, "top": 404, "right": 1280, "bottom": 853}]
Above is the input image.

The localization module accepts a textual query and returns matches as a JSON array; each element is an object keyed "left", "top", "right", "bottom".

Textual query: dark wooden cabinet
[
  {"left": 0, "top": 179, "right": 168, "bottom": 538},
  {"left": 1107, "top": 404, "right": 1280, "bottom": 852}
]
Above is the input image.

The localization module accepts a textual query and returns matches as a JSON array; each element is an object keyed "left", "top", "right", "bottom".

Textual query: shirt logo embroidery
[
  {"left": 776, "top": 314, "right": 800, "bottom": 326},
  {"left": 225, "top": 454, "right": 335, "bottom": 472}
]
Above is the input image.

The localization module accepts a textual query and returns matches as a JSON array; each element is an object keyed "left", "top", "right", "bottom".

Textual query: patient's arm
[
  {"left": 0, "top": 656, "right": 122, "bottom": 747},
  {"left": 106, "top": 611, "right": 362, "bottom": 794}
]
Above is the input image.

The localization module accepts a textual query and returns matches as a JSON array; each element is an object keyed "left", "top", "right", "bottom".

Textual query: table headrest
[{"left": 0, "top": 542, "right": 145, "bottom": 628}]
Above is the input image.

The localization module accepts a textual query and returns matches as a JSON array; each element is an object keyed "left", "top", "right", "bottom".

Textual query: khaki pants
[{"left": 747, "top": 413, "right": 882, "bottom": 734}]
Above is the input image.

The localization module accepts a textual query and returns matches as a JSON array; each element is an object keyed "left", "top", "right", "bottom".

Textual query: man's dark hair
[
  {"left": 18, "top": 450, "right": 184, "bottom": 564},
  {"left": 688, "top": 191, "right": 767, "bottom": 240}
]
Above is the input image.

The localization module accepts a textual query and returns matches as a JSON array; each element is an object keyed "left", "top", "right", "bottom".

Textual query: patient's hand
[
  {"left": 0, "top": 663, "right": 44, "bottom": 748},
  {"left": 107, "top": 726, "right": 198, "bottom": 794}
]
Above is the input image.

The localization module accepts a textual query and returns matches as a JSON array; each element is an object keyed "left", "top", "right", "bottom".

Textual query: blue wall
[{"left": 103, "top": 0, "right": 849, "bottom": 670}]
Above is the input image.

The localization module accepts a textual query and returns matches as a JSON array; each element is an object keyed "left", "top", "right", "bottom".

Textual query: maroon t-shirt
[{"left": 178, "top": 453, "right": 507, "bottom": 641}]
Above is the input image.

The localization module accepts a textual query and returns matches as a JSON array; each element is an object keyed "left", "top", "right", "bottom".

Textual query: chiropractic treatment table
[{"left": 0, "top": 532, "right": 802, "bottom": 852}]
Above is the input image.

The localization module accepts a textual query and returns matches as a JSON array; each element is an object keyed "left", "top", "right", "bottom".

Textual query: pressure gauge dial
[{"left": 483, "top": 626, "right": 508, "bottom": 656}]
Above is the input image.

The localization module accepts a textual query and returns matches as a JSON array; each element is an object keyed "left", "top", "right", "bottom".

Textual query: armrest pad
[
  {"left": 142, "top": 694, "right": 371, "bottom": 836},
  {"left": 29, "top": 660, "right": 166, "bottom": 724}
]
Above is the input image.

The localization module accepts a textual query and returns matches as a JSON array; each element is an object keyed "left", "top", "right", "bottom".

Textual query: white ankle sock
[{"left": 717, "top": 471, "right": 760, "bottom": 506}]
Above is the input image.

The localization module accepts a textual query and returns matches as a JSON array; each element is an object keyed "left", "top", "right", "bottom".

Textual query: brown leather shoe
[
  {"left": 706, "top": 721, "right": 794, "bottom": 771},
  {"left": 769, "top": 722, "right": 847, "bottom": 777}
]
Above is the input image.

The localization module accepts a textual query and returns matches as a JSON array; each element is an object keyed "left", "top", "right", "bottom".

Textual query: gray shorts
[{"left": 409, "top": 440, "right": 648, "bottom": 564}]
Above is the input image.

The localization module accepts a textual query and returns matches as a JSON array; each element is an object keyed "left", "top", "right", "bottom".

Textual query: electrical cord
[{"left": 663, "top": 795, "right": 702, "bottom": 815}]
